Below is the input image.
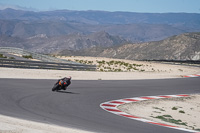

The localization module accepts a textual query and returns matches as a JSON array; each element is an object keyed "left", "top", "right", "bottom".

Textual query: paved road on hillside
[{"left": 0, "top": 78, "right": 199, "bottom": 133}]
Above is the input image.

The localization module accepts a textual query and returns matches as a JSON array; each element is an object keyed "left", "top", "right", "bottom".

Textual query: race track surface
[{"left": 0, "top": 78, "right": 199, "bottom": 133}]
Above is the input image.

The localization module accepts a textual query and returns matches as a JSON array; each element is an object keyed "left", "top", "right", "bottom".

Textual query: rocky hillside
[
  {"left": 58, "top": 32, "right": 200, "bottom": 60},
  {"left": 1, "top": 9, "right": 200, "bottom": 59},
  {"left": 1, "top": 9, "right": 200, "bottom": 42},
  {"left": 0, "top": 31, "right": 128, "bottom": 53}
]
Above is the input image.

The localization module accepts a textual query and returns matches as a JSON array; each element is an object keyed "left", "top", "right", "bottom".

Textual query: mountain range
[
  {"left": 0, "top": 31, "right": 128, "bottom": 53},
  {"left": 58, "top": 32, "right": 200, "bottom": 60},
  {"left": 0, "top": 8, "right": 200, "bottom": 60},
  {"left": 1, "top": 8, "right": 200, "bottom": 42}
]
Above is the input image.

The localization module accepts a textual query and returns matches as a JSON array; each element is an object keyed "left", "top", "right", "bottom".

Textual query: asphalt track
[{"left": 0, "top": 78, "right": 199, "bottom": 133}]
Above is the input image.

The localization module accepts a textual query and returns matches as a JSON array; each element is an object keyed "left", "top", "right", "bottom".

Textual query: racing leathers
[{"left": 57, "top": 77, "right": 71, "bottom": 90}]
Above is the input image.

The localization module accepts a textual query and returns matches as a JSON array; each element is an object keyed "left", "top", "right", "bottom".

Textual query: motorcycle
[{"left": 52, "top": 78, "right": 71, "bottom": 91}]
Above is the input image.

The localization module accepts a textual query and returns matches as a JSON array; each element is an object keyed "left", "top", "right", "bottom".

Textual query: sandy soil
[
  {"left": 118, "top": 94, "right": 200, "bottom": 131},
  {"left": 0, "top": 115, "right": 94, "bottom": 133},
  {"left": 59, "top": 56, "right": 200, "bottom": 72},
  {"left": 0, "top": 57, "right": 200, "bottom": 80}
]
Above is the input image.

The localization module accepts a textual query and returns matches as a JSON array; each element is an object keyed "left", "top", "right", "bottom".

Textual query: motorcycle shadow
[{"left": 56, "top": 90, "right": 79, "bottom": 94}]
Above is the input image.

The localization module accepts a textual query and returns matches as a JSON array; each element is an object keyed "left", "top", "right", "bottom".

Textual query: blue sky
[{"left": 0, "top": 0, "right": 199, "bottom": 13}]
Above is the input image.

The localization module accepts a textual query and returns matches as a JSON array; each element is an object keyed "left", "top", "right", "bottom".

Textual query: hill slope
[
  {"left": 0, "top": 31, "right": 128, "bottom": 53},
  {"left": 58, "top": 32, "right": 200, "bottom": 60}
]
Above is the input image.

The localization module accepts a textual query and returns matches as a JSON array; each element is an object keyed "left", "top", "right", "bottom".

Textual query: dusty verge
[
  {"left": 0, "top": 115, "right": 94, "bottom": 133},
  {"left": 0, "top": 64, "right": 199, "bottom": 80}
]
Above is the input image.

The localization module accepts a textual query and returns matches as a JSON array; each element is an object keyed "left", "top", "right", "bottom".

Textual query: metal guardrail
[
  {"left": 0, "top": 47, "right": 78, "bottom": 64},
  {"left": 0, "top": 58, "right": 96, "bottom": 71},
  {"left": 143, "top": 60, "right": 200, "bottom": 64}
]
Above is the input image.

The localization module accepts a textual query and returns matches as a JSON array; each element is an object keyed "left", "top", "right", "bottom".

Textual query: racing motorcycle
[{"left": 52, "top": 77, "right": 71, "bottom": 91}]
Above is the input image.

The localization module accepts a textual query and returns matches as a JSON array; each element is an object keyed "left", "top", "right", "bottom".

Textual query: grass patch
[
  {"left": 162, "top": 115, "right": 172, "bottom": 118},
  {"left": 0, "top": 53, "right": 15, "bottom": 59},
  {"left": 22, "top": 55, "right": 33, "bottom": 59},
  {"left": 153, "top": 111, "right": 161, "bottom": 113},
  {"left": 153, "top": 107, "right": 165, "bottom": 111},
  {"left": 195, "top": 129, "right": 200, "bottom": 131},
  {"left": 8, "top": 57, "right": 15, "bottom": 59},
  {"left": 179, "top": 110, "right": 185, "bottom": 114},
  {"left": 74, "top": 59, "right": 145, "bottom": 72},
  {"left": 0, "top": 53, "right": 7, "bottom": 58},
  {"left": 154, "top": 115, "right": 187, "bottom": 126},
  {"left": 178, "top": 69, "right": 183, "bottom": 71},
  {"left": 172, "top": 107, "right": 178, "bottom": 110}
]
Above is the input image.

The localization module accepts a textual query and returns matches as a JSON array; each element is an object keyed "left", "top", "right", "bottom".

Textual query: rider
[{"left": 57, "top": 76, "right": 71, "bottom": 90}]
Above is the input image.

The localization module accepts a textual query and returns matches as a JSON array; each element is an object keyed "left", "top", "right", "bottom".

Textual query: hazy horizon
[{"left": 0, "top": 0, "right": 200, "bottom": 13}]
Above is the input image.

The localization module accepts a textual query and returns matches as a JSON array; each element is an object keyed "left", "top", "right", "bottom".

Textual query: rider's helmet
[{"left": 69, "top": 76, "right": 72, "bottom": 80}]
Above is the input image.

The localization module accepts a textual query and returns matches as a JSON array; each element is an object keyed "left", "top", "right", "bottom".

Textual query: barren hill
[
  {"left": 0, "top": 31, "right": 128, "bottom": 53},
  {"left": 58, "top": 32, "right": 200, "bottom": 60}
]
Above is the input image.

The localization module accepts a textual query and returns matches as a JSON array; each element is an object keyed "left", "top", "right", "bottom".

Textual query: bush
[
  {"left": 88, "top": 61, "right": 93, "bottom": 64},
  {"left": 179, "top": 110, "right": 185, "bottom": 114},
  {"left": 0, "top": 53, "right": 6, "bottom": 58},
  {"left": 172, "top": 107, "right": 178, "bottom": 110},
  {"left": 154, "top": 115, "right": 187, "bottom": 126},
  {"left": 8, "top": 57, "right": 15, "bottom": 59},
  {"left": 22, "top": 55, "right": 33, "bottom": 59},
  {"left": 100, "top": 69, "right": 104, "bottom": 72}
]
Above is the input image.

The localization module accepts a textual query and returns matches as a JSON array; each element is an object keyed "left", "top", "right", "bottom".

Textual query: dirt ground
[
  {"left": 0, "top": 115, "right": 94, "bottom": 133},
  {"left": 0, "top": 57, "right": 200, "bottom": 80},
  {"left": 118, "top": 94, "right": 200, "bottom": 131}
]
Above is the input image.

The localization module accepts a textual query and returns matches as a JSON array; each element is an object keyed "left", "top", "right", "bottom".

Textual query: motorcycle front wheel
[{"left": 52, "top": 84, "right": 59, "bottom": 91}]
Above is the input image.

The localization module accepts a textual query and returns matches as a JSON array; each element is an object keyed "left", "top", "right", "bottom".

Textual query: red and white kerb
[
  {"left": 183, "top": 74, "right": 200, "bottom": 78},
  {"left": 100, "top": 94, "right": 200, "bottom": 133}
]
